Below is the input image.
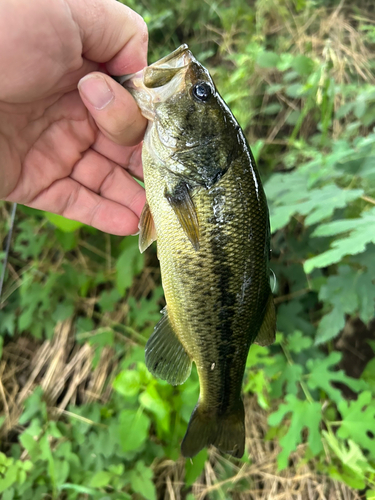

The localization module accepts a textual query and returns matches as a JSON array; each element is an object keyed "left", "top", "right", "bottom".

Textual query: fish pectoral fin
[
  {"left": 145, "top": 308, "right": 192, "bottom": 386},
  {"left": 138, "top": 202, "right": 157, "bottom": 253},
  {"left": 165, "top": 183, "right": 199, "bottom": 251},
  {"left": 254, "top": 294, "right": 276, "bottom": 347}
]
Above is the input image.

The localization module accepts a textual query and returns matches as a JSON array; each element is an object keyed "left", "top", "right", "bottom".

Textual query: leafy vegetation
[{"left": 1, "top": 0, "right": 375, "bottom": 498}]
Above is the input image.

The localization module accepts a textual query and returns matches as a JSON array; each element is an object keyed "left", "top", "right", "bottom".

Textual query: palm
[
  {"left": 2, "top": 89, "right": 145, "bottom": 235},
  {"left": 0, "top": 0, "right": 148, "bottom": 235}
]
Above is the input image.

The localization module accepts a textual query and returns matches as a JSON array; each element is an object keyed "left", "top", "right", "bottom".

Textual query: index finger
[{"left": 67, "top": 0, "right": 148, "bottom": 73}]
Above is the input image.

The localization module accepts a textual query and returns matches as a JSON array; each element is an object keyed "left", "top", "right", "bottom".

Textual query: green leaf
[
  {"left": 116, "top": 236, "right": 144, "bottom": 295},
  {"left": 118, "top": 410, "right": 150, "bottom": 452},
  {"left": 113, "top": 370, "right": 141, "bottom": 398},
  {"left": 268, "top": 395, "right": 322, "bottom": 470},
  {"left": 89, "top": 470, "right": 113, "bottom": 488},
  {"left": 60, "top": 483, "right": 104, "bottom": 496},
  {"left": 97, "top": 289, "right": 122, "bottom": 313},
  {"left": 246, "top": 343, "right": 273, "bottom": 367},
  {"left": 286, "top": 331, "right": 313, "bottom": 353},
  {"left": 315, "top": 307, "right": 346, "bottom": 344},
  {"left": 127, "top": 461, "right": 156, "bottom": 500},
  {"left": 291, "top": 54, "right": 314, "bottom": 76},
  {"left": 315, "top": 264, "right": 375, "bottom": 343},
  {"left": 256, "top": 51, "right": 279, "bottom": 68},
  {"left": 18, "top": 387, "right": 46, "bottom": 425},
  {"left": 263, "top": 103, "right": 282, "bottom": 115},
  {"left": 305, "top": 207, "right": 375, "bottom": 273},
  {"left": 361, "top": 358, "right": 375, "bottom": 394},
  {"left": 323, "top": 431, "right": 374, "bottom": 482},
  {"left": 306, "top": 353, "right": 367, "bottom": 403},
  {"left": 44, "top": 212, "right": 84, "bottom": 232},
  {"left": 139, "top": 385, "right": 169, "bottom": 431},
  {"left": 270, "top": 363, "right": 303, "bottom": 398},
  {"left": 0, "top": 463, "right": 18, "bottom": 494},
  {"left": 337, "top": 391, "right": 375, "bottom": 459},
  {"left": 185, "top": 449, "right": 207, "bottom": 486}
]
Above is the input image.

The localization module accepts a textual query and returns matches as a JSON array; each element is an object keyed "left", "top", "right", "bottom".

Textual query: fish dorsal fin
[
  {"left": 138, "top": 202, "right": 157, "bottom": 253},
  {"left": 165, "top": 183, "right": 199, "bottom": 251},
  {"left": 254, "top": 295, "right": 276, "bottom": 347},
  {"left": 145, "top": 307, "right": 192, "bottom": 386}
]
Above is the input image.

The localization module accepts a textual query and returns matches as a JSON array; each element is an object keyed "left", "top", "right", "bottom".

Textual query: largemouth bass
[{"left": 117, "top": 45, "right": 276, "bottom": 458}]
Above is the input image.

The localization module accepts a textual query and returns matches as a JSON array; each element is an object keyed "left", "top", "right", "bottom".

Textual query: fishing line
[{"left": 0, "top": 203, "right": 17, "bottom": 302}]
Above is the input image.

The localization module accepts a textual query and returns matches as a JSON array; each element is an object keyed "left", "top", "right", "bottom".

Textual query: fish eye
[{"left": 192, "top": 82, "right": 212, "bottom": 102}]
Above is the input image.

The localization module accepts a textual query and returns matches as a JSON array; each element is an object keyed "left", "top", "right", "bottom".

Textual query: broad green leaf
[
  {"left": 0, "top": 463, "right": 19, "bottom": 494},
  {"left": 316, "top": 265, "right": 375, "bottom": 343},
  {"left": 185, "top": 449, "right": 207, "bottom": 486},
  {"left": 113, "top": 370, "right": 141, "bottom": 398},
  {"left": 60, "top": 483, "right": 105, "bottom": 496},
  {"left": 97, "top": 289, "right": 122, "bottom": 313},
  {"left": 361, "top": 358, "right": 375, "bottom": 394},
  {"left": 44, "top": 212, "right": 84, "bottom": 232},
  {"left": 116, "top": 237, "right": 144, "bottom": 295},
  {"left": 323, "top": 431, "right": 374, "bottom": 480},
  {"left": 285, "top": 330, "right": 313, "bottom": 353},
  {"left": 305, "top": 207, "right": 375, "bottom": 273},
  {"left": 270, "top": 363, "right": 303, "bottom": 398},
  {"left": 266, "top": 168, "right": 362, "bottom": 232},
  {"left": 306, "top": 353, "right": 367, "bottom": 403},
  {"left": 337, "top": 391, "right": 375, "bottom": 459},
  {"left": 291, "top": 54, "right": 314, "bottom": 76},
  {"left": 256, "top": 51, "right": 279, "bottom": 68},
  {"left": 118, "top": 410, "right": 150, "bottom": 453},
  {"left": 139, "top": 385, "right": 169, "bottom": 431},
  {"left": 268, "top": 395, "right": 322, "bottom": 470},
  {"left": 127, "top": 461, "right": 156, "bottom": 500},
  {"left": 244, "top": 370, "right": 270, "bottom": 410},
  {"left": 315, "top": 307, "right": 345, "bottom": 344},
  {"left": 89, "top": 470, "right": 113, "bottom": 488},
  {"left": 18, "top": 387, "right": 47, "bottom": 425},
  {"left": 246, "top": 343, "right": 272, "bottom": 368}
]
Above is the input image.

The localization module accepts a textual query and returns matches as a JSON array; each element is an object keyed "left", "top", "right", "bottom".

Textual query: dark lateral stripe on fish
[{"left": 209, "top": 215, "right": 238, "bottom": 416}]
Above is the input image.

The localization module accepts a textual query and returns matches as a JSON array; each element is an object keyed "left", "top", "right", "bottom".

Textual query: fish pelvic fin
[
  {"left": 181, "top": 400, "right": 245, "bottom": 458},
  {"left": 145, "top": 307, "right": 192, "bottom": 386}
]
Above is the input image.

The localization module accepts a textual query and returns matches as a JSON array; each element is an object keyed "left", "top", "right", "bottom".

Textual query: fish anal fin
[
  {"left": 181, "top": 400, "right": 245, "bottom": 458},
  {"left": 138, "top": 202, "right": 157, "bottom": 253},
  {"left": 254, "top": 294, "right": 276, "bottom": 347},
  {"left": 145, "top": 308, "right": 192, "bottom": 386},
  {"left": 165, "top": 183, "right": 199, "bottom": 251}
]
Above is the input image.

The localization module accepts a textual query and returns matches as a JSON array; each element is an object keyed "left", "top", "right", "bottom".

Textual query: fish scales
[{"left": 119, "top": 45, "right": 276, "bottom": 458}]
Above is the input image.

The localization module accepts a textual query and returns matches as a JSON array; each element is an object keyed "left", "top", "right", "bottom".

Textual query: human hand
[{"left": 0, "top": 0, "right": 148, "bottom": 235}]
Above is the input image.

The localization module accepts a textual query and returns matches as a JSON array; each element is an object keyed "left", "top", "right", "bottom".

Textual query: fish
[{"left": 116, "top": 45, "right": 276, "bottom": 458}]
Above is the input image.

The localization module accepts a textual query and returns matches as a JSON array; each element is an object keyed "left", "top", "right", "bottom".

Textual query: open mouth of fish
[{"left": 114, "top": 45, "right": 193, "bottom": 120}]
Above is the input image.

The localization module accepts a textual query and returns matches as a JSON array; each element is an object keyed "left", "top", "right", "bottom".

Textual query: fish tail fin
[{"left": 181, "top": 400, "right": 245, "bottom": 458}]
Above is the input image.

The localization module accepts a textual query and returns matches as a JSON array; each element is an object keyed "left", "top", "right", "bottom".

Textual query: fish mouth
[{"left": 115, "top": 45, "right": 194, "bottom": 120}]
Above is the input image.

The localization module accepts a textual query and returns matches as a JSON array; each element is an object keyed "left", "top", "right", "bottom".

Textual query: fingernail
[{"left": 78, "top": 75, "right": 114, "bottom": 110}]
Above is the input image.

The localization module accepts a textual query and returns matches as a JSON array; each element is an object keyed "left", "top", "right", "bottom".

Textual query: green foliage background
[{"left": 1, "top": 0, "right": 375, "bottom": 498}]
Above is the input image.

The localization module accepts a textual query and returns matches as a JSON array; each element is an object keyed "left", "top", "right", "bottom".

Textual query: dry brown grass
[{"left": 0, "top": 319, "right": 116, "bottom": 441}]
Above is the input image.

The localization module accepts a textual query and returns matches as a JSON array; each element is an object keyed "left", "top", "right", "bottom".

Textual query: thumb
[{"left": 78, "top": 72, "right": 147, "bottom": 146}]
